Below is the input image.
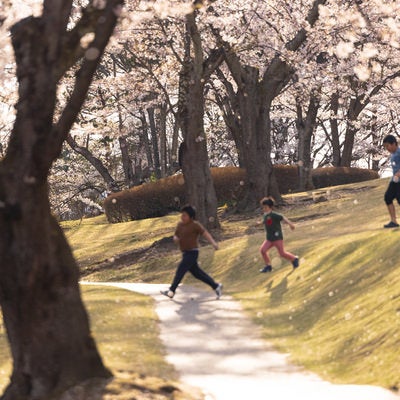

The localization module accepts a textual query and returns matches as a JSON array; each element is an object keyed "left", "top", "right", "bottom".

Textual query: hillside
[
  {"left": 63, "top": 177, "right": 400, "bottom": 391},
  {"left": 1, "top": 178, "right": 399, "bottom": 395}
]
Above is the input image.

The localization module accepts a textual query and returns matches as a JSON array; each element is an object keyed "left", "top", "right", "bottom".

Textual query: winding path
[{"left": 82, "top": 282, "right": 399, "bottom": 400}]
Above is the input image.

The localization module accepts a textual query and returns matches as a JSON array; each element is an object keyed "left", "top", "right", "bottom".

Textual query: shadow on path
[{"left": 81, "top": 281, "right": 399, "bottom": 400}]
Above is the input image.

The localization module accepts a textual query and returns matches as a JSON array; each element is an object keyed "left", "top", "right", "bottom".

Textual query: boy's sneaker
[
  {"left": 215, "top": 283, "right": 223, "bottom": 300},
  {"left": 384, "top": 221, "right": 399, "bottom": 228},
  {"left": 292, "top": 257, "right": 300, "bottom": 269},
  {"left": 160, "top": 290, "right": 174, "bottom": 299},
  {"left": 260, "top": 265, "right": 272, "bottom": 273}
]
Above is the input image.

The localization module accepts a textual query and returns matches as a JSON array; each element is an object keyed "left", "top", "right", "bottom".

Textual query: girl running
[{"left": 258, "top": 197, "right": 299, "bottom": 273}]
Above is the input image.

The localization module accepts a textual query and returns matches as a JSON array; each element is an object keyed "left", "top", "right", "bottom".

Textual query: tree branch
[
  {"left": 50, "top": 0, "right": 124, "bottom": 161},
  {"left": 56, "top": 5, "right": 106, "bottom": 81}
]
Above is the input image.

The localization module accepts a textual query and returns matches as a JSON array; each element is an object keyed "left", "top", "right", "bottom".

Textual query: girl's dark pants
[{"left": 170, "top": 250, "right": 218, "bottom": 293}]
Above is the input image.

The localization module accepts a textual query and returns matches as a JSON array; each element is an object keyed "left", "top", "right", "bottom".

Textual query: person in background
[
  {"left": 258, "top": 197, "right": 299, "bottom": 273},
  {"left": 382, "top": 135, "right": 400, "bottom": 228},
  {"left": 161, "top": 205, "right": 223, "bottom": 299}
]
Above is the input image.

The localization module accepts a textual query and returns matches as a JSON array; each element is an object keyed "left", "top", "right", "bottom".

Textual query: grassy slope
[
  {"left": 0, "top": 287, "right": 177, "bottom": 394},
  {"left": 65, "top": 178, "right": 400, "bottom": 390},
  {"left": 1, "top": 178, "right": 399, "bottom": 392}
]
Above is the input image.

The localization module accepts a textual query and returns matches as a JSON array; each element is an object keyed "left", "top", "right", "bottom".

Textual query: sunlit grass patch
[
  {"left": 69, "top": 178, "right": 400, "bottom": 390},
  {"left": 0, "top": 286, "right": 176, "bottom": 394},
  {"left": 62, "top": 214, "right": 177, "bottom": 268}
]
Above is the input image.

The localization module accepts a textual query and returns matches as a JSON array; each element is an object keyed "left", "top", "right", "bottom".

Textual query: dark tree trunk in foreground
[
  {"left": 177, "top": 12, "right": 223, "bottom": 229},
  {"left": 0, "top": 1, "right": 123, "bottom": 398}
]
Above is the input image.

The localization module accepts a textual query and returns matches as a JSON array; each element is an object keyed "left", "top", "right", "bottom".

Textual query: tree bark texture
[
  {"left": 159, "top": 104, "right": 168, "bottom": 177},
  {"left": 296, "top": 92, "right": 320, "bottom": 191},
  {"left": 329, "top": 92, "right": 341, "bottom": 167},
  {"left": 217, "top": 64, "right": 280, "bottom": 209},
  {"left": 139, "top": 112, "right": 154, "bottom": 173},
  {"left": 147, "top": 108, "right": 162, "bottom": 179},
  {"left": 177, "top": 12, "right": 224, "bottom": 229},
  {"left": 0, "top": 1, "right": 123, "bottom": 398},
  {"left": 219, "top": 0, "right": 327, "bottom": 208},
  {"left": 118, "top": 135, "right": 135, "bottom": 188}
]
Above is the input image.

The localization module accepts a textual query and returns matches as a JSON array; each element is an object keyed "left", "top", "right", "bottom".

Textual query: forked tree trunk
[
  {"left": 217, "top": 0, "right": 327, "bottom": 209},
  {"left": 226, "top": 66, "right": 280, "bottom": 208},
  {"left": 0, "top": 1, "right": 122, "bottom": 398}
]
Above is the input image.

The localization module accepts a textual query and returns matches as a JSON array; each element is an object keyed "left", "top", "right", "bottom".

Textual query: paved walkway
[{"left": 82, "top": 282, "right": 399, "bottom": 400}]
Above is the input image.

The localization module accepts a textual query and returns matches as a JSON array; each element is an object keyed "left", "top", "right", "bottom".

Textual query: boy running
[
  {"left": 258, "top": 197, "right": 299, "bottom": 273},
  {"left": 383, "top": 135, "right": 400, "bottom": 228},
  {"left": 161, "top": 205, "right": 223, "bottom": 299}
]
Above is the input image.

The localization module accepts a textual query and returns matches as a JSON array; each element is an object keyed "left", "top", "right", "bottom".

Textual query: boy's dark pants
[
  {"left": 170, "top": 250, "right": 218, "bottom": 293},
  {"left": 385, "top": 181, "right": 400, "bottom": 205}
]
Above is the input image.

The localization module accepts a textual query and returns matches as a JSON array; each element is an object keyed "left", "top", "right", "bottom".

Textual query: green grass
[
  {"left": 71, "top": 178, "right": 400, "bottom": 390},
  {"left": 1, "top": 178, "right": 399, "bottom": 392},
  {"left": 62, "top": 214, "right": 178, "bottom": 268},
  {"left": 0, "top": 286, "right": 176, "bottom": 394}
]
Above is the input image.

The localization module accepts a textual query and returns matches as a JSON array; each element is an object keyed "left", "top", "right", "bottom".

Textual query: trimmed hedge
[
  {"left": 104, "top": 166, "right": 379, "bottom": 223},
  {"left": 312, "top": 167, "right": 379, "bottom": 188}
]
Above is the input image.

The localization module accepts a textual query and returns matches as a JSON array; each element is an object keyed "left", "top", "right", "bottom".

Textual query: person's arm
[
  {"left": 202, "top": 230, "right": 219, "bottom": 250},
  {"left": 283, "top": 216, "right": 295, "bottom": 231},
  {"left": 173, "top": 235, "right": 180, "bottom": 244},
  {"left": 173, "top": 225, "right": 180, "bottom": 245}
]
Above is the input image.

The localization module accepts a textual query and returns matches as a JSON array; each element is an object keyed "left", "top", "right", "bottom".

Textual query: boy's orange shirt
[{"left": 175, "top": 220, "right": 205, "bottom": 251}]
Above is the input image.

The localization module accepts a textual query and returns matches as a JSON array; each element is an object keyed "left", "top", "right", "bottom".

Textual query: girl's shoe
[
  {"left": 292, "top": 257, "right": 300, "bottom": 269},
  {"left": 160, "top": 290, "right": 174, "bottom": 298},
  {"left": 215, "top": 283, "right": 223, "bottom": 299},
  {"left": 260, "top": 265, "right": 272, "bottom": 273}
]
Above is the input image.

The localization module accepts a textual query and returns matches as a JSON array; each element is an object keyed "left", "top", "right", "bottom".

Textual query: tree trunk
[
  {"left": 170, "top": 119, "right": 180, "bottom": 171},
  {"left": 218, "top": 0, "right": 327, "bottom": 208},
  {"left": 147, "top": 107, "right": 161, "bottom": 179},
  {"left": 340, "top": 95, "right": 364, "bottom": 167},
  {"left": 213, "top": 69, "right": 245, "bottom": 168},
  {"left": 220, "top": 58, "right": 281, "bottom": 209},
  {"left": 330, "top": 92, "right": 341, "bottom": 166},
  {"left": 177, "top": 12, "right": 223, "bottom": 229},
  {"left": 179, "top": 65, "right": 220, "bottom": 228},
  {"left": 66, "top": 134, "right": 119, "bottom": 192},
  {"left": 296, "top": 92, "right": 320, "bottom": 191},
  {"left": 0, "top": 2, "right": 122, "bottom": 397},
  {"left": 159, "top": 104, "right": 168, "bottom": 177},
  {"left": 0, "top": 175, "right": 110, "bottom": 400},
  {"left": 118, "top": 135, "right": 135, "bottom": 188},
  {"left": 139, "top": 112, "right": 154, "bottom": 173},
  {"left": 340, "top": 126, "right": 358, "bottom": 167}
]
